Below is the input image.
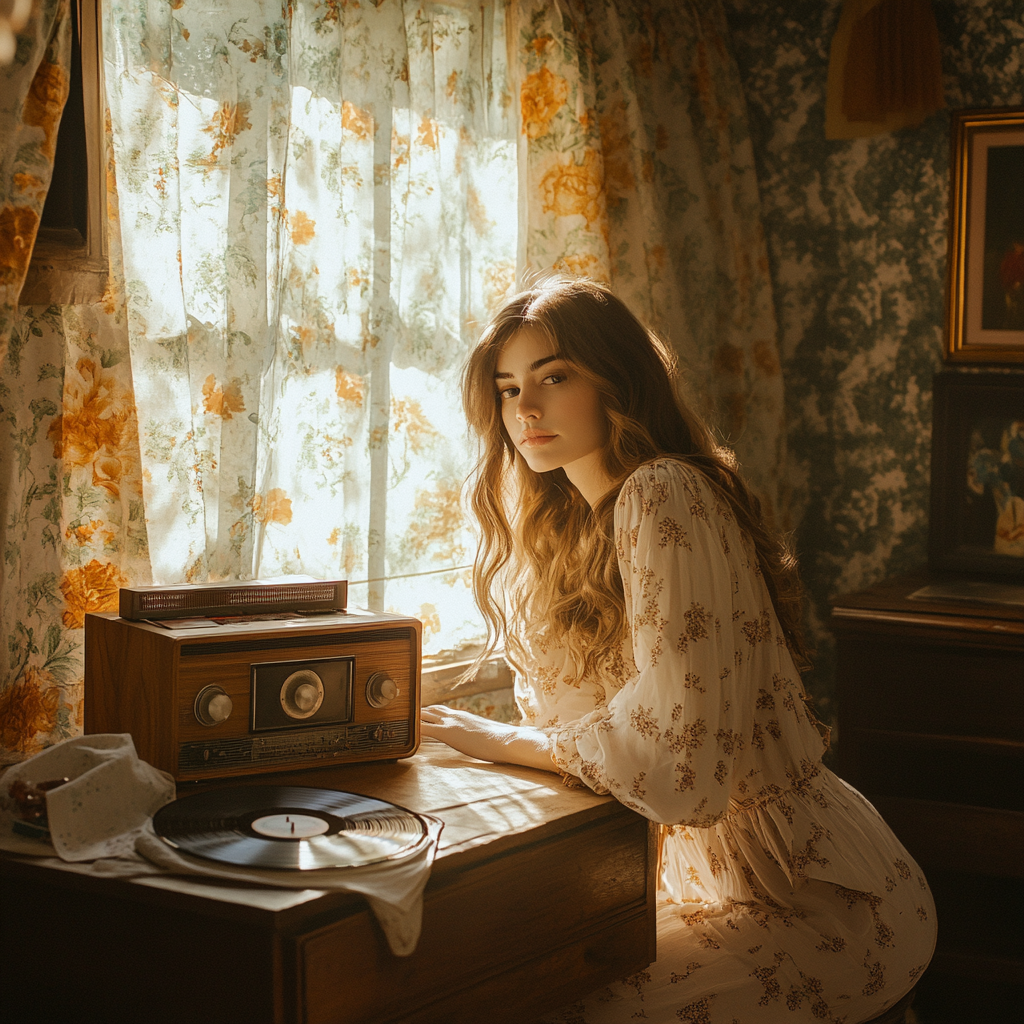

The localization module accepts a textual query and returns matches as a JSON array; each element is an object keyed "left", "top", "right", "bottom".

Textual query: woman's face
[{"left": 494, "top": 326, "right": 614, "bottom": 506}]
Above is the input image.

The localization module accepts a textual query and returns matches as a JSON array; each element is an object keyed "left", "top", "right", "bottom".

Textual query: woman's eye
[
  {"left": 542, "top": 373, "right": 566, "bottom": 385},
  {"left": 499, "top": 386, "right": 519, "bottom": 400}
]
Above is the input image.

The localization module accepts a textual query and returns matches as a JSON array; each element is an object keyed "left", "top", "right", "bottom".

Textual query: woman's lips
[{"left": 520, "top": 432, "right": 557, "bottom": 448}]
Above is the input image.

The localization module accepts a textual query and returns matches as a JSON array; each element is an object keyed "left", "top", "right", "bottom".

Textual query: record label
[
  {"left": 251, "top": 813, "right": 330, "bottom": 838},
  {"left": 153, "top": 786, "right": 429, "bottom": 870}
]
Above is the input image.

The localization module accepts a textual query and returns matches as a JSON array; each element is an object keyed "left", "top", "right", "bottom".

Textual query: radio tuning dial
[
  {"left": 194, "top": 686, "right": 233, "bottom": 726},
  {"left": 366, "top": 672, "right": 399, "bottom": 709},
  {"left": 280, "top": 669, "right": 325, "bottom": 720}
]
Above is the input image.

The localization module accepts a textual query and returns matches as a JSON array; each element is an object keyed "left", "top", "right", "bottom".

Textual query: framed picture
[
  {"left": 945, "top": 107, "right": 1024, "bottom": 364},
  {"left": 930, "top": 370, "right": 1024, "bottom": 578}
]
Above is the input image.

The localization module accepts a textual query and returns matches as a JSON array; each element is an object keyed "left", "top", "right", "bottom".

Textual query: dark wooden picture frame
[
  {"left": 945, "top": 106, "right": 1024, "bottom": 364},
  {"left": 929, "top": 370, "right": 1024, "bottom": 578}
]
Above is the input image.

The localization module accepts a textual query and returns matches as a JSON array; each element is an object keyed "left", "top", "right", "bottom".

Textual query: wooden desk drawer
[
  {"left": 835, "top": 632, "right": 1024, "bottom": 741},
  {"left": 298, "top": 813, "right": 655, "bottom": 1024},
  {"left": 846, "top": 728, "right": 1024, "bottom": 810}
]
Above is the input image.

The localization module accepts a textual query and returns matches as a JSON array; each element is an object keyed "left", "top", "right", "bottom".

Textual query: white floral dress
[{"left": 518, "top": 460, "right": 936, "bottom": 1024}]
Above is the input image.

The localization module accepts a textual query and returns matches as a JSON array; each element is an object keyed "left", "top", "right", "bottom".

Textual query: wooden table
[
  {"left": 0, "top": 740, "right": 656, "bottom": 1024},
  {"left": 831, "top": 567, "right": 1024, "bottom": 1021}
]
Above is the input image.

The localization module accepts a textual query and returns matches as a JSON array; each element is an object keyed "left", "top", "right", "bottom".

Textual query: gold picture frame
[{"left": 945, "top": 107, "right": 1024, "bottom": 364}]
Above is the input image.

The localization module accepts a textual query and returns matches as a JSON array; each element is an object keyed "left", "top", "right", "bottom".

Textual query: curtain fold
[
  {"left": 0, "top": 0, "right": 69, "bottom": 362},
  {"left": 517, "top": 0, "right": 786, "bottom": 517}
]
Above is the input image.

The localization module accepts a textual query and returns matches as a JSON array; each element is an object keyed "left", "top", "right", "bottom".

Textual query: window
[
  {"left": 102, "top": 0, "right": 517, "bottom": 700},
  {"left": 20, "top": 0, "right": 106, "bottom": 305}
]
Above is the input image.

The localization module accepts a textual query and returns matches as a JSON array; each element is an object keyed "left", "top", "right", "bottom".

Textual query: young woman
[{"left": 420, "top": 278, "right": 936, "bottom": 1023}]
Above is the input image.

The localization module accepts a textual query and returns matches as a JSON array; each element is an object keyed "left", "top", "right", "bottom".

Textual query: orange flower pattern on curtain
[
  {"left": 1, "top": 0, "right": 151, "bottom": 761},
  {"left": 518, "top": 0, "right": 787, "bottom": 517},
  {"left": 0, "top": 0, "right": 68, "bottom": 363}
]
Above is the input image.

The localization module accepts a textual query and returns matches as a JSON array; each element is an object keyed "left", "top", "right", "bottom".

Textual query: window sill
[
  {"left": 20, "top": 229, "right": 108, "bottom": 306},
  {"left": 421, "top": 653, "right": 513, "bottom": 706}
]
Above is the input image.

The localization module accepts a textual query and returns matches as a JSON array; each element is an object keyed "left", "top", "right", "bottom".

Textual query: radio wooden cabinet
[
  {"left": 831, "top": 568, "right": 1024, "bottom": 1020},
  {"left": 84, "top": 611, "right": 421, "bottom": 780}
]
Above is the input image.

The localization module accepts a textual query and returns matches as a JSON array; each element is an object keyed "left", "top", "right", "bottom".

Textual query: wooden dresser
[
  {"left": 0, "top": 741, "right": 656, "bottom": 1024},
  {"left": 831, "top": 568, "right": 1024, "bottom": 1021}
]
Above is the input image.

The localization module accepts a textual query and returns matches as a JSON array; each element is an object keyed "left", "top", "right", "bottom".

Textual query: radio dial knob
[
  {"left": 195, "top": 686, "right": 233, "bottom": 726},
  {"left": 280, "top": 670, "right": 325, "bottom": 720},
  {"left": 366, "top": 673, "right": 399, "bottom": 709},
  {"left": 293, "top": 682, "right": 319, "bottom": 712}
]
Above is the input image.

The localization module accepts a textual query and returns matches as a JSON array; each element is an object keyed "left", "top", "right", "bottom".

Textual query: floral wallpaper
[{"left": 723, "top": 0, "right": 1024, "bottom": 727}]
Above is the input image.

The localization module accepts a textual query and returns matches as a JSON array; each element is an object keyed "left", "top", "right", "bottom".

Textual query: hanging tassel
[{"left": 825, "top": 0, "right": 944, "bottom": 140}]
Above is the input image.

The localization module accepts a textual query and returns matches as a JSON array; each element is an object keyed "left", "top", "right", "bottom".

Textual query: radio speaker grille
[{"left": 119, "top": 578, "right": 347, "bottom": 620}]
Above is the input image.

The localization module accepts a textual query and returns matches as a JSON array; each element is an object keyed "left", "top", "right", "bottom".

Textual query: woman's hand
[{"left": 419, "top": 705, "right": 556, "bottom": 773}]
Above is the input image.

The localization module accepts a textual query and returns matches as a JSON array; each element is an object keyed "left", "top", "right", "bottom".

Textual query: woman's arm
[
  {"left": 550, "top": 461, "right": 753, "bottom": 825},
  {"left": 419, "top": 704, "right": 556, "bottom": 772}
]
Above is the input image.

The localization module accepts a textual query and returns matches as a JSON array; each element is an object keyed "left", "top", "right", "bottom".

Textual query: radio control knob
[
  {"left": 293, "top": 682, "right": 319, "bottom": 712},
  {"left": 366, "top": 673, "right": 399, "bottom": 709},
  {"left": 195, "top": 686, "right": 233, "bottom": 726},
  {"left": 280, "top": 670, "right": 325, "bottom": 720}
]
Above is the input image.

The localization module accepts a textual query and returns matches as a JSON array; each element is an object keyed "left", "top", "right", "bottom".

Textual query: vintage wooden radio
[{"left": 84, "top": 579, "right": 421, "bottom": 781}]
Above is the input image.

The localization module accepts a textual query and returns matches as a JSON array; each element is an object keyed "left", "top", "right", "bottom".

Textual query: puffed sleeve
[{"left": 551, "top": 460, "right": 754, "bottom": 826}]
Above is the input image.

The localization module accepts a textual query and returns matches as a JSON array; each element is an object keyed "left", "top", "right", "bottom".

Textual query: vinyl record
[{"left": 152, "top": 786, "right": 430, "bottom": 870}]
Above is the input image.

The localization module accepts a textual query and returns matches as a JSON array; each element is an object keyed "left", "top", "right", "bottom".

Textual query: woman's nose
[{"left": 516, "top": 390, "right": 541, "bottom": 421}]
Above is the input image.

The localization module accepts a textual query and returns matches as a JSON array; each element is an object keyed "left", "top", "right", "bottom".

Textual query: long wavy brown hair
[{"left": 462, "top": 277, "right": 811, "bottom": 682}]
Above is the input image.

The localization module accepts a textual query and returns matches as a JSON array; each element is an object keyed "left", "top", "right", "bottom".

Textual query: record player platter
[{"left": 152, "top": 786, "right": 430, "bottom": 870}]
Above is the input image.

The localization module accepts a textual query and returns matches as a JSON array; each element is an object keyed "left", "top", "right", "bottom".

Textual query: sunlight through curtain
[{"left": 103, "top": 0, "right": 517, "bottom": 652}]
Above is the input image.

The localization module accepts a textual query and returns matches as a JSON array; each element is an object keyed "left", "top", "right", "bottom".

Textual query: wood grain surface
[{"left": 1, "top": 743, "right": 656, "bottom": 1024}]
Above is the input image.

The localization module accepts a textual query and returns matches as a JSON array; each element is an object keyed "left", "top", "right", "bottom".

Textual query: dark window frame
[{"left": 20, "top": 0, "right": 107, "bottom": 306}]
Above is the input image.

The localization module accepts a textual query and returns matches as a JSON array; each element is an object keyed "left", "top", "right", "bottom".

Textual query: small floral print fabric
[{"left": 520, "top": 461, "right": 936, "bottom": 1022}]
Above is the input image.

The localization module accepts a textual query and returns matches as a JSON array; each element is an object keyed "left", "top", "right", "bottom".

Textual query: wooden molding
[{"left": 421, "top": 654, "right": 513, "bottom": 706}]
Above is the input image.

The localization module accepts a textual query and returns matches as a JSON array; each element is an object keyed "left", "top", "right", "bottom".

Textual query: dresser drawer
[
  {"left": 297, "top": 813, "right": 654, "bottom": 1024},
  {"left": 835, "top": 630, "right": 1024, "bottom": 741}
]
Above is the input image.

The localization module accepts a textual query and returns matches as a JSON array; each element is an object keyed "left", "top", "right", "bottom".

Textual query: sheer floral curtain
[
  {"left": 516, "top": 0, "right": 786, "bottom": 517},
  {"left": 104, "top": 0, "right": 517, "bottom": 646}
]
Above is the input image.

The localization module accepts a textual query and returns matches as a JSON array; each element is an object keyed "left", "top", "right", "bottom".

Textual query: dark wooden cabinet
[
  {"left": 831, "top": 568, "right": 1024, "bottom": 1021},
  {"left": 1, "top": 744, "right": 656, "bottom": 1024}
]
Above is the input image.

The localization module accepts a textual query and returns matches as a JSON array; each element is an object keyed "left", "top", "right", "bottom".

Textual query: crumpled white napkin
[
  {"left": 0, "top": 734, "right": 442, "bottom": 956},
  {"left": 0, "top": 733, "right": 176, "bottom": 860}
]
